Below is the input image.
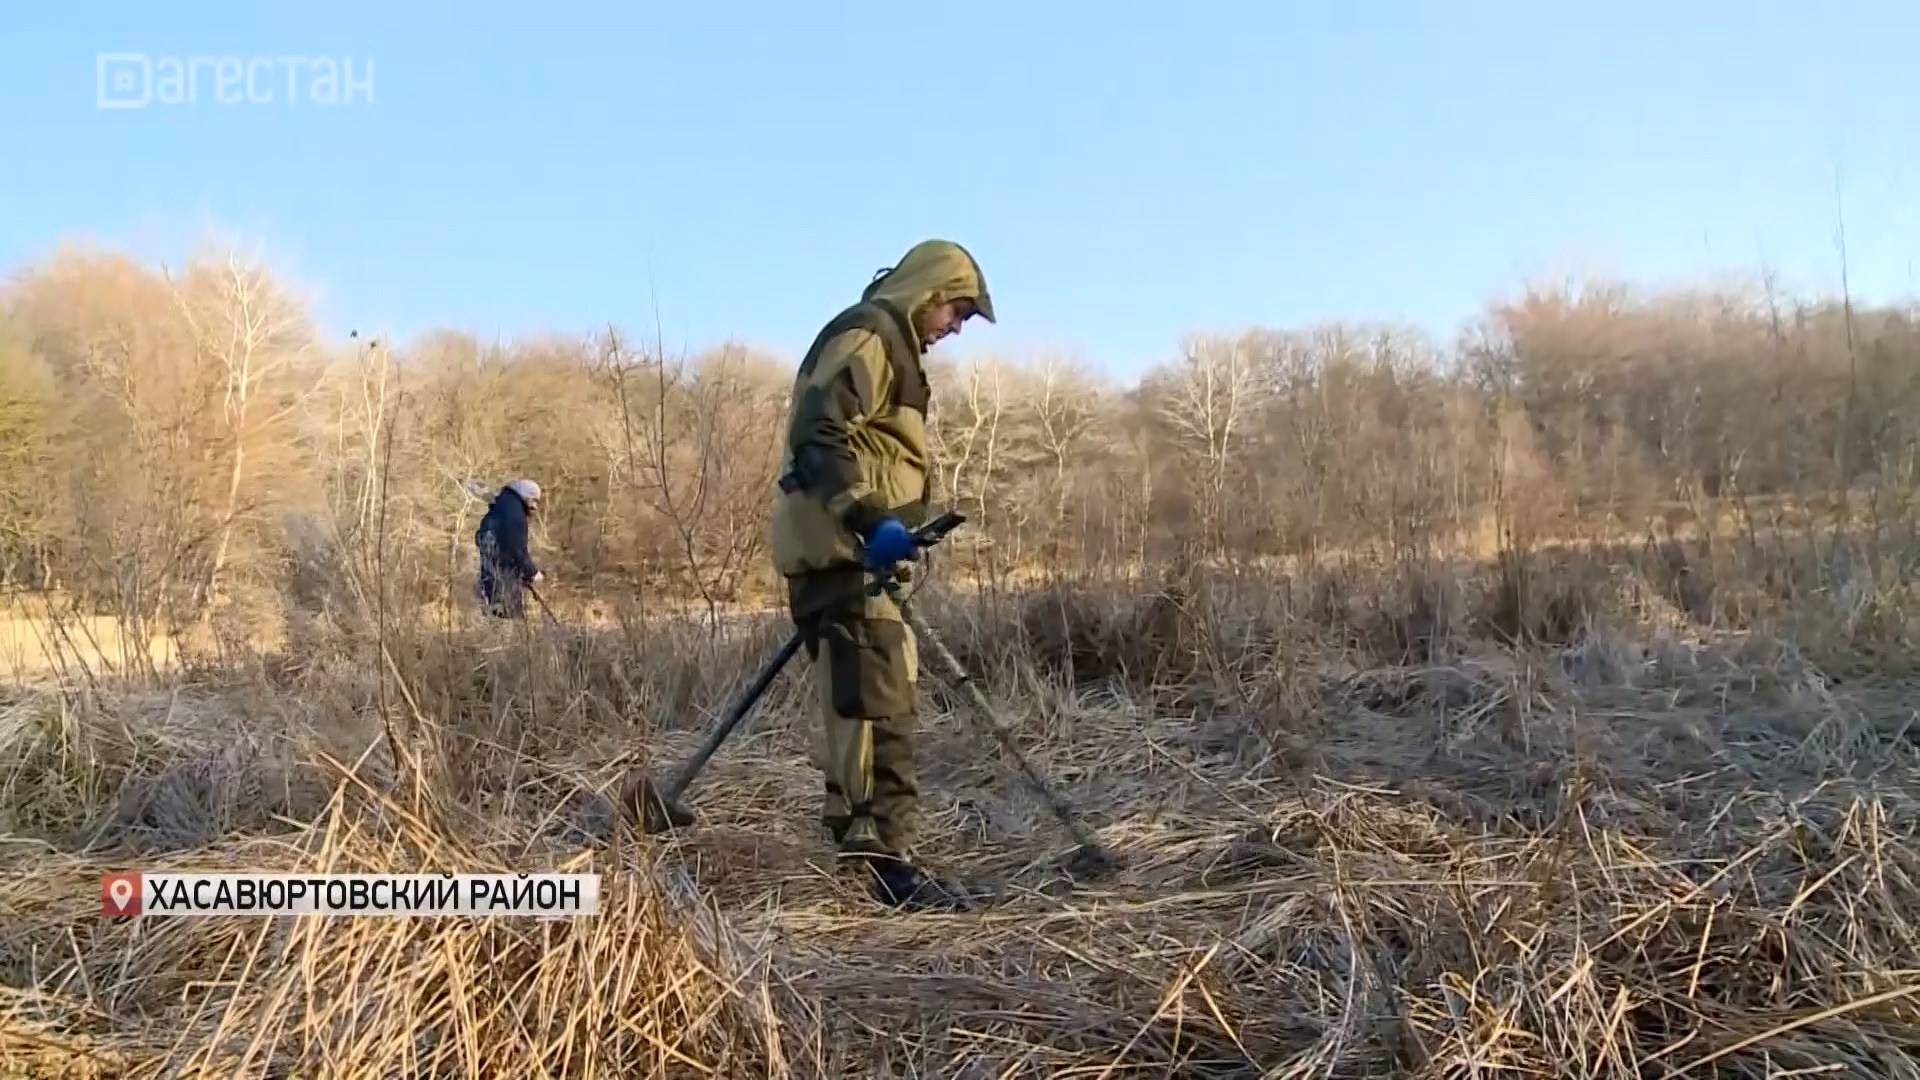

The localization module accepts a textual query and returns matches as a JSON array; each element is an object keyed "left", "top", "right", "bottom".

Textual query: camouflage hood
[{"left": 860, "top": 239, "right": 995, "bottom": 350}]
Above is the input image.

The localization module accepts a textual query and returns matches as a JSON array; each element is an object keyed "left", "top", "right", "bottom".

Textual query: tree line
[{"left": 2, "top": 242, "right": 1915, "bottom": 641}]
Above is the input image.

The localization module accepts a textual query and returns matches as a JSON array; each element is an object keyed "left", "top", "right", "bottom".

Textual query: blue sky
[{"left": 2, "top": 1, "right": 1915, "bottom": 382}]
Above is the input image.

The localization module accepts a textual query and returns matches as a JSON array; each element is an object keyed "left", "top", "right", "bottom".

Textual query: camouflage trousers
[{"left": 792, "top": 573, "right": 922, "bottom": 857}]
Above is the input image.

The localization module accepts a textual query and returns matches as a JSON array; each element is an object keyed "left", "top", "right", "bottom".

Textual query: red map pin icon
[{"left": 101, "top": 872, "right": 142, "bottom": 917}]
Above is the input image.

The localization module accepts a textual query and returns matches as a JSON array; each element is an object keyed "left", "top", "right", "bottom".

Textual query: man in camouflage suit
[{"left": 769, "top": 239, "right": 994, "bottom": 910}]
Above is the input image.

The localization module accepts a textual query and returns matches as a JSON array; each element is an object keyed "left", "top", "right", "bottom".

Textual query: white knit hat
[{"left": 507, "top": 478, "right": 542, "bottom": 504}]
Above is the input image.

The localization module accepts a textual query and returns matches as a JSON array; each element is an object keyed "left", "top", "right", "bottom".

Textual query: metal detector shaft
[
  {"left": 656, "top": 629, "right": 805, "bottom": 805},
  {"left": 900, "top": 603, "right": 1110, "bottom": 861},
  {"left": 526, "top": 583, "right": 565, "bottom": 630},
  {"left": 651, "top": 509, "right": 972, "bottom": 807}
]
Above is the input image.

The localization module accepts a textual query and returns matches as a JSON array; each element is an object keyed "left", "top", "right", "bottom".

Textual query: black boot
[{"left": 858, "top": 852, "right": 977, "bottom": 912}]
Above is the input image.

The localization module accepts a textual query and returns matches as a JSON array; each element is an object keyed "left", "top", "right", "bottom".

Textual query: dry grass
[
  {"left": 4, "top": 534, "right": 1920, "bottom": 1078},
  {"left": 0, "top": 601, "right": 181, "bottom": 682}
]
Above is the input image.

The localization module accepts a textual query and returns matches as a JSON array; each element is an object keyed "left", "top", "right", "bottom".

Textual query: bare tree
[
  {"left": 167, "top": 249, "right": 317, "bottom": 622},
  {"left": 1027, "top": 352, "right": 1106, "bottom": 558},
  {"left": 1155, "top": 332, "right": 1268, "bottom": 557}
]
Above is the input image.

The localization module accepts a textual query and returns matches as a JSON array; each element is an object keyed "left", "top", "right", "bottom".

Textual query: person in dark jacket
[{"left": 475, "top": 478, "right": 544, "bottom": 619}]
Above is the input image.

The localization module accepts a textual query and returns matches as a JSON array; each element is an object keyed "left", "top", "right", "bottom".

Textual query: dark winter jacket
[{"left": 475, "top": 487, "right": 539, "bottom": 616}]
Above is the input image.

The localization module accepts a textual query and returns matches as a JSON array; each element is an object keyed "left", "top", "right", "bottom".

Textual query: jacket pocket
[{"left": 770, "top": 488, "right": 859, "bottom": 576}]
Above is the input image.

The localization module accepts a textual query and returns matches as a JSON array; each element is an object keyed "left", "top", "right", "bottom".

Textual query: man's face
[{"left": 919, "top": 297, "right": 979, "bottom": 346}]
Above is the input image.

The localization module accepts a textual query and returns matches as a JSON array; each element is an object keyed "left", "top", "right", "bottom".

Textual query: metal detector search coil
[{"left": 99, "top": 872, "right": 600, "bottom": 918}]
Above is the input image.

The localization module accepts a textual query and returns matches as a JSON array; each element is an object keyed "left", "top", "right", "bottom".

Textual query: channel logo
[
  {"left": 94, "top": 52, "right": 376, "bottom": 109},
  {"left": 95, "top": 53, "right": 151, "bottom": 109}
]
